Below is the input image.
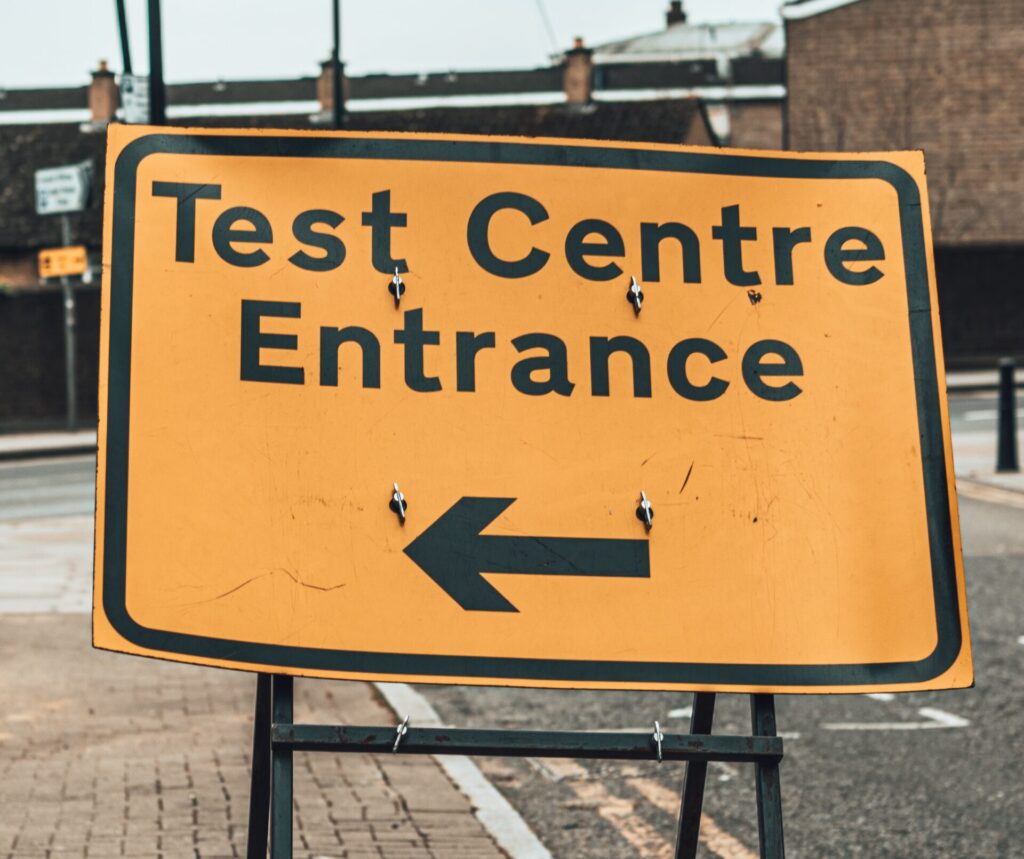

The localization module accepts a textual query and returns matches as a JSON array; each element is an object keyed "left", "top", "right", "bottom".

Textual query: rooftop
[
  {"left": 590, "top": 20, "right": 784, "bottom": 65},
  {"left": 0, "top": 98, "right": 712, "bottom": 251}
]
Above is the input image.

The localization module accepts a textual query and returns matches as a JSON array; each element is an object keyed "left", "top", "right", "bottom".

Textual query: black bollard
[{"left": 996, "top": 357, "right": 1018, "bottom": 473}]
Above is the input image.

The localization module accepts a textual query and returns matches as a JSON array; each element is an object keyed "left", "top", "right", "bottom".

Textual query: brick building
[
  {"left": 0, "top": 38, "right": 723, "bottom": 428},
  {"left": 784, "top": 0, "right": 1024, "bottom": 364}
]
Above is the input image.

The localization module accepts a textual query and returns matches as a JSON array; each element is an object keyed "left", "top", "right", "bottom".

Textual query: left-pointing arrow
[{"left": 403, "top": 497, "right": 651, "bottom": 612}]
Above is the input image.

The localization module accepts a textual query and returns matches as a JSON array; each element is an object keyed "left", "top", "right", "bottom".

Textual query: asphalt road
[{"left": 1, "top": 397, "right": 1022, "bottom": 857}]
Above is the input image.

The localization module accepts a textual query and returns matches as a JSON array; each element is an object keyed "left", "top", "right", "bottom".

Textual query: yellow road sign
[
  {"left": 93, "top": 125, "right": 972, "bottom": 693},
  {"left": 38, "top": 244, "right": 87, "bottom": 278}
]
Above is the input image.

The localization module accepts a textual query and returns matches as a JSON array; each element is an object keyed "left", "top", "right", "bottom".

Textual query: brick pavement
[{"left": 0, "top": 614, "right": 507, "bottom": 859}]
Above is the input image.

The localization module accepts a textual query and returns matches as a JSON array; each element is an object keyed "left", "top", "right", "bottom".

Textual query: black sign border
[{"left": 103, "top": 133, "right": 963, "bottom": 688}]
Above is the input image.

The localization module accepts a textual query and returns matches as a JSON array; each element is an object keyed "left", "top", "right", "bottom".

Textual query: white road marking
[
  {"left": 865, "top": 692, "right": 895, "bottom": 702},
  {"left": 1018, "top": 635, "right": 1024, "bottom": 646},
  {"left": 822, "top": 707, "right": 969, "bottom": 731},
  {"left": 525, "top": 757, "right": 567, "bottom": 783},
  {"left": 668, "top": 706, "right": 692, "bottom": 719},
  {"left": 712, "top": 761, "right": 739, "bottom": 783},
  {"left": 373, "top": 682, "right": 553, "bottom": 859}
]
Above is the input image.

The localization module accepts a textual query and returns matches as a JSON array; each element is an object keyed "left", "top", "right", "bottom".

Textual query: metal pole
[
  {"left": 996, "top": 357, "right": 1018, "bottom": 472},
  {"left": 331, "top": 0, "right": 344, "bottom": 128},
  {"left": 148, "top": 0, "right": 166, "bottom": 125},
  {"left": 115, "top": 0, "right": 133, "bottom": 74},
  {"left": 59, "top": 215, "right": 77, "bottom": 432}
]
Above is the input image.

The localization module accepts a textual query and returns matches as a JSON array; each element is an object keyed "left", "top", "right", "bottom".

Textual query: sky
[{"left": 0, "top": 0, "right": 782, "bottom": 90}]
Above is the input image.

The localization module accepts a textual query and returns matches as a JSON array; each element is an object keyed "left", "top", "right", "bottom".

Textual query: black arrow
[{"left": 403, "top": 497, "right": 650, "bottom": 612}]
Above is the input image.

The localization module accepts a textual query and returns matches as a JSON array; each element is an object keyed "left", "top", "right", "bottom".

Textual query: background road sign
[
  {"left": 120, "top": 74, "right": 150, "bottom": 124},
  {"left": 93, "top": 126, "right": 972, "bottom": 693},
  {"left": 34, "top": 161, "right": 92, "bottom": 216},
  {"left": 38, "top": 245, "right": 88, "bottom": 279}
]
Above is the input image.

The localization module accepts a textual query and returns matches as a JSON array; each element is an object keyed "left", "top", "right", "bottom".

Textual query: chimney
[
  {"left": 88, "top": 60, "right": 118, "bottom": 125},
  {"left": 666, "top": 1, "right": 687, "bottom": 26},
  {"left": 563, "top": 37, "right": 594, "bottom": 107},
  {"left": 316, "top": 58, "right": 349, "bottom": 119}
]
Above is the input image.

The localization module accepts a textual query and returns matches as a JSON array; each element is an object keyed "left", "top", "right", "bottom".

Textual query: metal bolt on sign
[
  {"left": 627, "top": 275, "right": 644, "bottom": 315},
  {"left": 652, "top": 720, "right": 665, "bottom": 762},
  {"left": 389, "top": 266, "right": 405, "bottom": 306},
  {"left": 636, "top": 490, "right": 654, "bottom": 531},
  {"left": 389, "top": 483, "right": 407, "bottom": 523},
  {"left": 392, "top": 715, "right": 410, "bottom": 752}
]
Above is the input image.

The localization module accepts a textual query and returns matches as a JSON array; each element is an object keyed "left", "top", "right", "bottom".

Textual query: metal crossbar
[{"left": 271, "top": 723, "right": 781, "bottom": 762}]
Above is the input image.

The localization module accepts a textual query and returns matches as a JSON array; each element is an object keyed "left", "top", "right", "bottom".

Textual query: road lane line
[
  {"left": 373, "top": 682, "right": 553, "bottom": 859},
  {"left": 865, "top": 692, "right": 895, "bottom": 702},
  {"left": 626, "top": 776, "right": 757, "bottom": 859},
  {"left": 543, "top": 758, "right": 673, "bottom": 858},
  {"left": 539, "top": 757, "right": 756, "bottom": 859},
  {"left": 822, "top": 707, "right": 969, "bottom": 731},
  {"left": 916, "top": 707, "right": 970, "bottom": 728}
]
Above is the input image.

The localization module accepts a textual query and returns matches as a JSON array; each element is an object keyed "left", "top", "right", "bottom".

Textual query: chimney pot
[
  {"left": 563, "top": 37, "right": 594, "bottom": 106},
  {"left": 88, "top": 59, "right": 118, "bottom": 125},
  {"left": 667, "top": 1, "right": 687, "bottom": 26},
  {"left": 317, "top": 57, "right": 350, "bottom": 118}
]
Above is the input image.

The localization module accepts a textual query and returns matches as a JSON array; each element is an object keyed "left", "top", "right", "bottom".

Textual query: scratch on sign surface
[{"left": 679, "top": 461, "right": 695, "bottom": 495}]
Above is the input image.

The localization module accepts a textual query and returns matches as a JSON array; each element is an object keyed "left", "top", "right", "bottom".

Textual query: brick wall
[
  {"left": 729, "top": 101, "right": 783, "bottom": 149},
  {"left": 786, "top": 0, "right": 1024, "bottom": 246}
]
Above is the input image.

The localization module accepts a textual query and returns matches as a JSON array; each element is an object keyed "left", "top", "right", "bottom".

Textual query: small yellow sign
[
  {"left": 38, "top": 245, "right": 87, "bottom": 278},
  {"left": 93, "top": 125, "right": 972, "bottom": 693}
]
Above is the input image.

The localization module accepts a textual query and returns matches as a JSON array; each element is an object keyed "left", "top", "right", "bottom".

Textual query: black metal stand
[{"left": 245, "top": 675, "right": 785, "bottom": 858}]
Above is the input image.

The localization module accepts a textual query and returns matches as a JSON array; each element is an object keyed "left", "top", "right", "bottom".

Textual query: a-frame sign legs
[
  {"left": 674, "top": 692, "right": 717, "bottom": 857},
  {"left": 244, "top": 676, "right": 785, "bottom": 859},
  {"left": 751, "top": 694, "right": 785, "bottom": 858},
  {"left": 245, "top": 675, "right": 271, "bottom": 859},
  {"left": 246, "top": 674, "right": 294, "bottom": 859},
  {"left": 270, "top": 675, "right": 294, "bottom": 858},
  {"left": 674, "top": 692, "right": 785, "bottom": 859}
]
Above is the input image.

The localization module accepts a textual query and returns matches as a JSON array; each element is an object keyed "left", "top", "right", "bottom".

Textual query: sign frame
[{"left": 97, "top": 131, "right": 965, "bottom": 691}]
